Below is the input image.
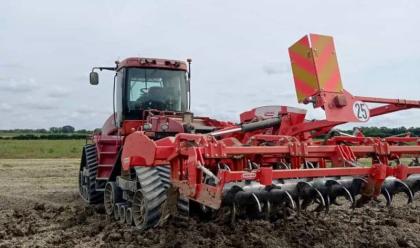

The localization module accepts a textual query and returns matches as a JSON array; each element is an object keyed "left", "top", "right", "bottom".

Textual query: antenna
[
  {"left": 187, "top": 58, "right": 192, "bottom": 111},
  {"left": 187, "top": 58, "right": 192, "bottom": 80}
]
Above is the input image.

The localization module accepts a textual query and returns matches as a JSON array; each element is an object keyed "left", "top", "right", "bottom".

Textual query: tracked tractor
[{"left": 79, "top": 34, "right": 420, "bottom": 230}]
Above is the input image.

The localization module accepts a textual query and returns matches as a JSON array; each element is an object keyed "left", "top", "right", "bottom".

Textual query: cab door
[{"left": 115, "top": 69, "right": 125, "bottom": 127}]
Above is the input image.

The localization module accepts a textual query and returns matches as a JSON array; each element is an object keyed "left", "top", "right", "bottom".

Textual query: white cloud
[
  {"left": 0, "top": 63, "right": 24, "bottom": 69},
  {"left": 0, "top": 0, "right": 419, "bottom": 129},
  {"left": 46, "top": 86, "right": 71, "bottom": 98},
  {"left": 22, "top": 102, "right": 55, "bottom": 110},
  {"left": 262, "top": 62, "right": 290, "bottom": 76},
  {"left": 0, "top": 78, "right": 38, "bottom": 93},
  {"left": 0, "top": 103, "right": 12, "bottom": 111}
]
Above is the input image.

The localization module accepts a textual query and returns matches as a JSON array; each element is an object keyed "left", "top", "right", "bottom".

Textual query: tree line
[
  {"left": 339, "top": 127, "right": 420, "bottom": 138},
  {"left": 0, "top": 126, "right": 419, "bottom": 140},
  {"left": 0, "top": 126, "right": 91, "bottom": 134},
  {"left": 0, "top": 126, "right": 92, "bottom": 140}
]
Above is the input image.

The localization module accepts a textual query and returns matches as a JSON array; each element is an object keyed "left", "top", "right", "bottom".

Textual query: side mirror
[{"left": 89, "top": 71, "right": 99, "bottom": 85}]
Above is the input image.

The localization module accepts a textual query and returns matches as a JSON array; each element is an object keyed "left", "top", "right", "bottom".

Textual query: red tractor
[{"left": 79, "top": 34, "right": 420, "bottom": 230}]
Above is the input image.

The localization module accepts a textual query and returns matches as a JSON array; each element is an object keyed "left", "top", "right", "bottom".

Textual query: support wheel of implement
[
  {"left": 104, "top": 182, "right": 122, "bottom": 216},
  {"left": 79, "top": 144, "right": 103, "bottom": 204}
]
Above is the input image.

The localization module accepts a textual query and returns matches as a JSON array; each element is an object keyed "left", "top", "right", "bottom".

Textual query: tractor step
[
  {"left": 97, "top": 164, "right": 113, "bottom": 168},
  {"left": 99, "top": 151, "right": 118, "bottom": 155}
]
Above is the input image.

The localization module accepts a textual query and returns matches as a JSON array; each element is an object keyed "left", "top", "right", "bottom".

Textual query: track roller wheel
[
  {"left": 104, "top": 181, "right": 122, "bottom": 216},
  {"left": 126, "top": 208, "right": 134, "bottom": 225},
  {"left": 114, "top": 203, "right": 122, "bottom": 221},
  {"left": 119, "top": 205, "right": 127, "bottom": 224}
]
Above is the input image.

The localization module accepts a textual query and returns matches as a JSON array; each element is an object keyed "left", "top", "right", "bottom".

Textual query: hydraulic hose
[{"left": 210, "top": 117, "right": 281, "bottom": 137}]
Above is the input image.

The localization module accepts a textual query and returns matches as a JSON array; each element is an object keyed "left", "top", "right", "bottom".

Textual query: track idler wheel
[{"left": 104, "top": 182, "right": 122, "bottom": 216}]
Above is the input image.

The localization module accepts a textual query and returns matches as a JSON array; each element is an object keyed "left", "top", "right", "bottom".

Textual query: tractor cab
[{"left": 90, "top": 57, "right": 190, "bottom": 127}]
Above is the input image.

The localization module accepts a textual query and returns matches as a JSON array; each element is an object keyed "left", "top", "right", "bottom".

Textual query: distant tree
[
  {"left": 49, "top": 127, "right": 60, "bottom": 133},
  {"left": 62, "top": 125, "right": 75, "bottom": 133}
]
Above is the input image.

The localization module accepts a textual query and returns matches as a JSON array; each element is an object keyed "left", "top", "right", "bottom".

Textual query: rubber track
[
  {"left": 177, "top": 196, "right": 190, "bottom": 217},
  {"left": 135, "top": 167, "right": 168, "bottom": 229},
  {"left": 80, "top": 144, "right": 103, "bottom": 204},
  {"left": 156, "top": 165, "right": 171, "bottom": 189},
  {"left": 156, "top": 165, "right": 189, "bottom": 217}
]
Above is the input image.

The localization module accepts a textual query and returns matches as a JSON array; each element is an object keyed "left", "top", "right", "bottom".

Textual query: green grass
[
  {"left": 0, "top": 140, "right": 87, "bottom": 159},
  {"left": 0, "top": 132, "right": 45, "bottom": 138},
  {"left": 0, "top": 131, "right": 90, "bottom": 138},
  {"left": 357, "top": 157, "right": 414, "bottom": 167}
]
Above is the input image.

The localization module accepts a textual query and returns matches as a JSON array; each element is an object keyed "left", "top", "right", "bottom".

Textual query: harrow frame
[
  {"left": 123, "top": 131, "right": 420, "bottom": 210},
  {"left": 121, "top": 34, "right": 420, "bottom": 214}
]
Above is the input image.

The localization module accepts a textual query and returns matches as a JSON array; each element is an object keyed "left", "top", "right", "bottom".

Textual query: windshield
[{"left": 126, "top": 68, "right": 188, "bottom": 113}]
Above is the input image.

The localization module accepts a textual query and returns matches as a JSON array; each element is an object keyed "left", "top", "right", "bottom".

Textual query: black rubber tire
[{"left": 79, "top": 144, "right": 103, "bottom": 204}]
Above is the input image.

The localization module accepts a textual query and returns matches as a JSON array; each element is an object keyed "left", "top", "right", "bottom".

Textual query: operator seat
[{"left": 142, "top": 86, "right": 167, "bottom": 110}]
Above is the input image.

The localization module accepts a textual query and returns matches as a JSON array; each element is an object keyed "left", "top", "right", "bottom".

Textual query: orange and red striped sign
[{"left": 289, "top": 34, "right": 343, "bottom": 102}]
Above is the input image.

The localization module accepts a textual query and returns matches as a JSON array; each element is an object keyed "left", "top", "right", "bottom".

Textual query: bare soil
[{"left": 0, "top": 159, "right": 419, "bottom": 248}]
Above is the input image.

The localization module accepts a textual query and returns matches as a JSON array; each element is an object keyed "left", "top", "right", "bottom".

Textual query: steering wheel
[
  {"left": 140, "top": 100, "right": 168, "bottom": 110},
  {"left": 140, "top": 88, "right": 148, "bottom": 94}
]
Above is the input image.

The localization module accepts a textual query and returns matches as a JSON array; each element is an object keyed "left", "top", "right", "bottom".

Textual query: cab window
[{"left": 126, "top": 68, "right": 188, "bottom": 113}]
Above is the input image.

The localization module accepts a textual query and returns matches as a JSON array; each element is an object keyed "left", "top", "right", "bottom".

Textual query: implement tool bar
[
  {"left": 221, "top": 167, "right": 420, "bottom": 183},
  {"left": 221, "top": 145, "right": 420, "bottom": 156}
]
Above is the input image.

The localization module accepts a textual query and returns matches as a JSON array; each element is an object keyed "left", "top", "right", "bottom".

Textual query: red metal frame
[
  {"left": 120, "top": 127, "right": 420, "bottom": 208},
  {"left": 92, "top": 35, "right": 420, "bottom": 211},
  {"left": 117, "top": 59, "right": 420, "bottom": 208}
]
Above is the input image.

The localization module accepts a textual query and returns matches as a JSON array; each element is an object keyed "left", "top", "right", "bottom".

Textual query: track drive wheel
[
  {"left": 132, "top": 189, "right": 163, "bottom": 230},
  {"left": 131, "top": 167, "right": 168, "bottom": 230},
  {"left": 104, "top": 181, "right": 122, "bottom": 216}
]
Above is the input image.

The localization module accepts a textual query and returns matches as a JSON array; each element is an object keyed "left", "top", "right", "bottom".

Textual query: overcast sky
[{"left": 1, "top": 0, "right": 419, "bottom": 130}]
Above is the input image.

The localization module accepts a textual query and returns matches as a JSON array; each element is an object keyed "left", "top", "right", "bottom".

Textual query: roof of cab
[{"left": 116, "top": 57, "right": 188, "bottom": 71}]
